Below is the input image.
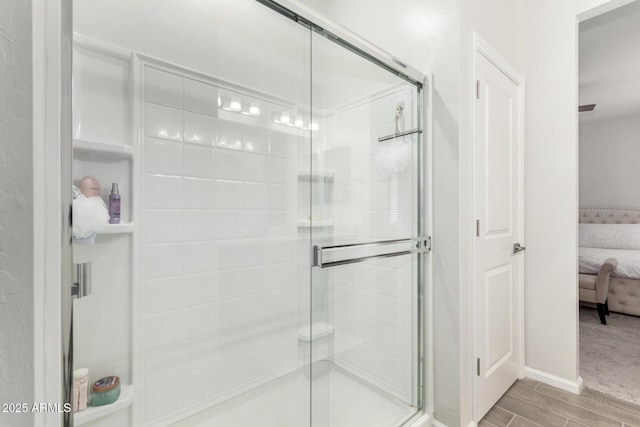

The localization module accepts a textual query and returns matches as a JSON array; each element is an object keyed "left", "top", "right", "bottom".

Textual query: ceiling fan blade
[{"left": 579, "top": 104, "right": 596, "bottom": 112}]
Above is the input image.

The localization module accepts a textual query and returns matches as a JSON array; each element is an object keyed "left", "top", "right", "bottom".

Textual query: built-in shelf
[
  {"left": 297, "top": 170, "right": 334, "bottom": 182},
  {"left": 97, "top": 222, "right": 135, "bottom": 235},
  {"left": 74, "top": 384, "right": 134, "bottom": 426},
  {"left": 74, "top": 139, "right": 134, "bottom": 159},
  {"left": 298, "top": 323, "right": 335, "bottom": 342},
  {"left": 297, "top": 220, "right": 334, "bottom": 228}
]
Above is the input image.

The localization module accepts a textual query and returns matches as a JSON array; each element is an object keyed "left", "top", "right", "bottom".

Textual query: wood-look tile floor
[{"left": 480, "top": 378, "right": 640, "bottom": 427}]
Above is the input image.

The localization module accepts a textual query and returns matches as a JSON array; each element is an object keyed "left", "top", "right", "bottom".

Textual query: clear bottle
[
  {"left": 72, "top": 368, "right": 90, "bottom": 412},
  {"left": 109, "top": 182, "right": 121, "bottom": 224}
]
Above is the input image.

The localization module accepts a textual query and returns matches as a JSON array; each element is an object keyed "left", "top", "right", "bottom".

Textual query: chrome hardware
[
  {"left": 513, "top": 243, "right": 526, "bottom": 254},
  {"left": 377, "top": 90, "right": 422, "bottom": 142},
  {"left": 313, "top": 237, "right": 429, "bottom": 268},
  {"left": 395, "top": 103, "right": 404, "bottom": 134},
  {"left": 71, "top": 262, "right": 92, "bottom": 299},
  {"left": 312, "top": 245, "right": 322, "bottom": 268},
  {"left": 378, "top": 128, "right": 422, "bottom": 143}
]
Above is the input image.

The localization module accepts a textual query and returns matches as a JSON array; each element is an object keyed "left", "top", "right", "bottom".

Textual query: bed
[{"left": 579, "top": 208, "right": 640, "bottom": 316}]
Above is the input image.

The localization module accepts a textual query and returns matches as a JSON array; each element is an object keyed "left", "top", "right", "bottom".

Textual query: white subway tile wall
[
  {"left": 141, "top": 64, "right": 418, "bottom": 423},
  {"left": 142, "top": 66, "right": 299, "bottom": 424}
]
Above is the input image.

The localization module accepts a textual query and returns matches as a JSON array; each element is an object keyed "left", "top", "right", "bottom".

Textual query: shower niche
[
  {"left": 297, "top": 167, "right": 335, "bottom": 230},
  {"left": 71, "top": 39, "right": 135, "bottom": 426},
  {"left": 71, "top": 1, "right": 426, "bottom": 426}
]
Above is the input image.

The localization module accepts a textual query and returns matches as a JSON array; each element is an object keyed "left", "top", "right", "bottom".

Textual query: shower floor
[{"left": 172, "top": 364, "right": 416, "bottom": 427}]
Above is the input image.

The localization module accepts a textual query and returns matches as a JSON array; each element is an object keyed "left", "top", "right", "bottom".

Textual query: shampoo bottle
[{"left": 109, "top": 183, "right": 121, "bottom": 224}]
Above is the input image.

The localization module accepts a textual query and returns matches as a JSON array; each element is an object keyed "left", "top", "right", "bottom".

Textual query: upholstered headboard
[{"left": 579, "top": 208, "right": 640, "bottom": 224}]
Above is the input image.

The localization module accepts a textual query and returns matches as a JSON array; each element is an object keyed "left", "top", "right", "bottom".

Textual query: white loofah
[
  {"left": 376, "top": 139, "right": 411, "bottom": 173},
  {"left": 72, "top": 194, "right": 110, "bottom": 241}
]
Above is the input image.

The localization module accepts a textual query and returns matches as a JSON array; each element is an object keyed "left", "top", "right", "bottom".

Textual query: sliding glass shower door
[
  {"left": 308, "top": 32, "right": 425, "bottom": 427},
  {"left": 69, "top": 1, "right": 424, "bottom": 426}
]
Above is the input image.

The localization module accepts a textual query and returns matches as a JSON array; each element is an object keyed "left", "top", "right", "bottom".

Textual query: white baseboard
[
  {"left": 524, "top": 367, "right": 583, "bottom": 394},
  {"left": 431, "top": 419, "right": 473, "bottom": 427}
]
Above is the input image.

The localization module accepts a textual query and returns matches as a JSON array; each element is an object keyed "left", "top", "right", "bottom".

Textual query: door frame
[
  {"left": 470, "top": 32, "right": 526, "bottom": 423},
  {"left": 33, "top": 0, "right": 72, "bottom": 425},
  {"left": 575, "top": 0, "right": 640, "bottom": 390}
]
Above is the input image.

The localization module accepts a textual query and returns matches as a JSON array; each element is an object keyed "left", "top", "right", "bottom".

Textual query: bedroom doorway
[{"left": 578, "top": 0, "right": 640, "bottom": 405}]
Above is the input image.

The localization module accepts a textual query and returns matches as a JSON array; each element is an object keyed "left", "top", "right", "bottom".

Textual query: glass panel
[
  {"left": 312, "top": 255, "right": 420, "bottom": 427},
  {"left": 72, "top": 1, "right": 311, "bottom": 426},
  {"left": 71, "top": 2, "right": 423, "bottom": 427},
  {"left": 310, "top": 31, "right": 422, "bottom": 426}
]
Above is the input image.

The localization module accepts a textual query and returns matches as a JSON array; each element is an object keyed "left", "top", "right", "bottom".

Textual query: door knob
[{"left": 513, "top": 243, "right": 526, "bottom": 254}]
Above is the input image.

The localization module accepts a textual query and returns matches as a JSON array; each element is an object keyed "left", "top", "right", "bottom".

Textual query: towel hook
[{"left": 395, "top": 103, "right": 404, "bottom": 134}]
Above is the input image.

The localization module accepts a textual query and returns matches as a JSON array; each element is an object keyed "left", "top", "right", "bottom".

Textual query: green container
[{"left": 90, "top": 376, "right": 121, "bottom": 407}]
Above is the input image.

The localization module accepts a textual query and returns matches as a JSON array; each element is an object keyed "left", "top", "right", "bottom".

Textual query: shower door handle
[{"left": 313, "top": 236, "right": 430, "bottom": 268}]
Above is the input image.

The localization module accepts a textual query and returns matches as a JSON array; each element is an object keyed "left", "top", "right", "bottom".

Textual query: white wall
[
  {"left": 521, "top": 0, "right": 623, "bottom": 389},
  {"left": 465, "top": 0, "right": 524, "bottom": 71},
  {"left": 0, "top": 1, "right": 34, "bottom": 427},
  {"left": 579, "top": 113, "right": 640, "bottom": 208}
]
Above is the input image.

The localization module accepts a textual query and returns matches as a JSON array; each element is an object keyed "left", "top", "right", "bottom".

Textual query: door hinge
[
  {"left": 476, "top": 219, "right": 480, "bottom": 237},
  {"left": 476, "top": 80, "right": 480, "bottom": 99},
  {"left": 477, "top": 358, "right": 481, "bottom": 376}
]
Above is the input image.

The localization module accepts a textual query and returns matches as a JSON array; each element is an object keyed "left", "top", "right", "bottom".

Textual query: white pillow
[{"left": 579, "top": 223, "right": 640, "bottom": 250}]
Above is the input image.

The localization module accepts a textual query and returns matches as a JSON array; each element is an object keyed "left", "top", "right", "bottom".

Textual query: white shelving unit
[
  {"left": 74, "top": 385, "right": 134, "bottom": 426},
  {"left": 72, "top": 37, "right": 137, "bottom": 425}
]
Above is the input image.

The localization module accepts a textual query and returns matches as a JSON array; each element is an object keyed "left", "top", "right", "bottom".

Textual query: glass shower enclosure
[{"left": 67, "top": 1, "right": 427, "bottom": 426}]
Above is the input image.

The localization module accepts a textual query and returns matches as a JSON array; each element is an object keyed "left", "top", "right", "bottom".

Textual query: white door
[{"left": 473, "top": 40, "right": 524, "bottom": 420}]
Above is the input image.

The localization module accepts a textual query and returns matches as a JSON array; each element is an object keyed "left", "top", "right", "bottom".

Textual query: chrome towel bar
[{"left": 377, "top": 128, "right": 421, "bottom": 142}]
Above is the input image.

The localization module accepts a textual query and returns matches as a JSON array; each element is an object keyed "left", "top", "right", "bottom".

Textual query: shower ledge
[
  {"left": 298, "top": 322, "right": 334, "bottom": 342},
  {"left": 297, "top": 170, "right": 334, "bottom": 182},
  {"left": 73, "top": 138, "right": 134, "bottom": 159},
  {"left": 97, "top": 222, "right": 135, "bottom": 235},
  {"left": 297, "top": 220, "right": 334, "bottom": 228},
  {"left": 74, "top": 384, "right": 133, "bottom": 425}
]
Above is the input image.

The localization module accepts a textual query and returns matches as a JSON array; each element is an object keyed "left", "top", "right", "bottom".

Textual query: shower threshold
[{"left": 172, "top": 362, "right": 416, "bottom": 427}]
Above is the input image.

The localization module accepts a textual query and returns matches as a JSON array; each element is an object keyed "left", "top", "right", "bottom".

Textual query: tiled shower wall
[{"left": 141, "top": 65, "right": 300, "bottom": 424}]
